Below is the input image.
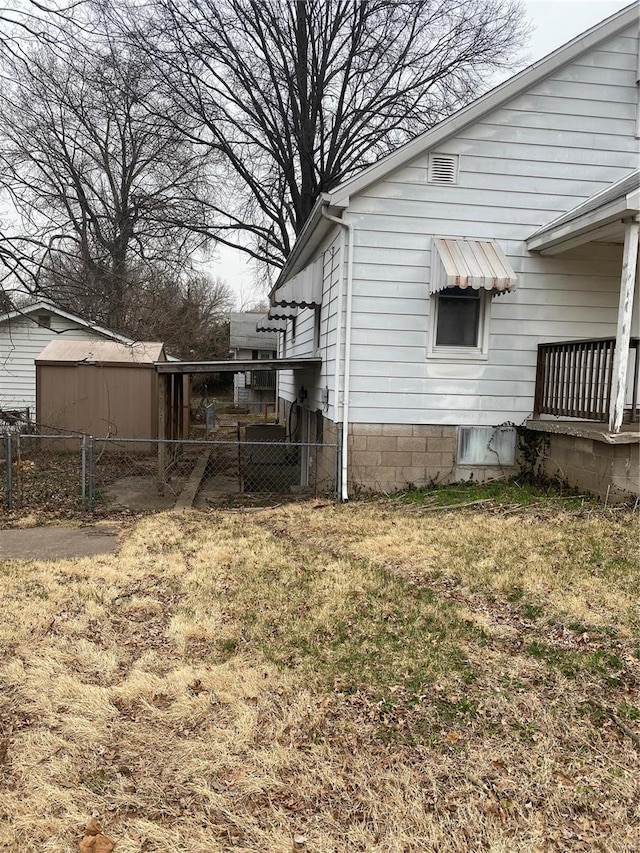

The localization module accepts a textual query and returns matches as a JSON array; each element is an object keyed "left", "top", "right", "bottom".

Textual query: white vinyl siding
[
  {"left": 279, "top": 229, "right": 343, "bottom": 420},
  {"left": 336, "top": 24, "right": 638, "bottom": 426}
]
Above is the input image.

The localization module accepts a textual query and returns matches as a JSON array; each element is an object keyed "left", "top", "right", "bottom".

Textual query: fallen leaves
[{"left": 78, "top": 818, "right": 115, "bottom": 853}]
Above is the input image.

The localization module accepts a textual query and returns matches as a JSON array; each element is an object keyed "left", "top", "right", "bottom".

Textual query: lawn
[{"left": 0, "top": 487, "right": 638, "bottom": 852}]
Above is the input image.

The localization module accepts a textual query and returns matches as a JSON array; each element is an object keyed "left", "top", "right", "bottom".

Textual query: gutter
[{"left": 321, "top": 205, "right": 354, "bottom": 502}]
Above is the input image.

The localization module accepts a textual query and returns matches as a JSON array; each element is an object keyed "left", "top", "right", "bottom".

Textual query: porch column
[{"left": 609, "top": 218, "right": 639, "bottom": 433}]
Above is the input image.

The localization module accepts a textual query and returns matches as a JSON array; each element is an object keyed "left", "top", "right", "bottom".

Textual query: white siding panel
[
  {"left": 339, "top": 21, "right": 637, "bottom": 427},
  {"left": 0, "top": 316, "right": 110, "bottom": 416}
]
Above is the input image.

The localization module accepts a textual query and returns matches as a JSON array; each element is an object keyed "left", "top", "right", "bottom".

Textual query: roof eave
[
  {"left": 270, "top": 193, "right": 347, "bottom": 293},
  {"left": 527, "top": 198, "right": 640, "bottom": 254},
  {"left": 0, "top": 299, "right": 134, "bottom": 344}
]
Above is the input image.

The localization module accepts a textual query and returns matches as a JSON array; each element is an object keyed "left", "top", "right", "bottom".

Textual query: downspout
[{"left": 321, "top": 205, "right": 354, "bottom": 501}]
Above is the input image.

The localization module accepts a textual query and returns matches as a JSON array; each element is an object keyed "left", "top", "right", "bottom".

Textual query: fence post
[
  {"left": 5, "top": 432, "right": 12, "bottom": 510},
  {"left": 87, "top": 436, "right": 95, "bottom": 513},
  {"left": 81, "top": 434, "right": 87, "bottom": 504}
]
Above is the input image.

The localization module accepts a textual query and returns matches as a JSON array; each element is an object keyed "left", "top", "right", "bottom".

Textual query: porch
[{"left": 524, "top": 171, "right": 639, "bottom": 500}]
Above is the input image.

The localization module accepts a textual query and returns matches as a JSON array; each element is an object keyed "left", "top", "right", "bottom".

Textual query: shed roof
[
  {"left": 527, "top": 169, "right": 640, "bottom": 253},
  {"left": 36, "top": 339, "right": 165, "bottom": 366}
]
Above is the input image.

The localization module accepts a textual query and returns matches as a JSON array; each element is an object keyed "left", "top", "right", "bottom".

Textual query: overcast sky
[{"left": 214, "top": 0, "right": 636, "bottom": 307}]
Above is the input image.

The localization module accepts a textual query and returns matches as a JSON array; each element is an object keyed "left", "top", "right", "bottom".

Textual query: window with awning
[{"left": 431, "top": 238, "right": 518, "bottom": 294}]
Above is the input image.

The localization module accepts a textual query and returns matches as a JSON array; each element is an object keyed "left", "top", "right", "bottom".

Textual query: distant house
[
  {"left": 265, "top": 4, "right": 640, "bottom": 500},
  {"left": 230, "top": 312, "right": 278, "bottom": 406},
  {"left": 0, "top": 300, "right": 133, "bottom": 425}
]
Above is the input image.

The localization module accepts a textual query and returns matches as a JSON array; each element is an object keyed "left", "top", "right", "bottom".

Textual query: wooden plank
[{"left": 174, "top": 448, "right": 211, "bottom": 511}]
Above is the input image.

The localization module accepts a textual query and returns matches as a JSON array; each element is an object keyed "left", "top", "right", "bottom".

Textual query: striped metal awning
[{"left": 431, "top": 238, "right": 518, "bottom": 294}]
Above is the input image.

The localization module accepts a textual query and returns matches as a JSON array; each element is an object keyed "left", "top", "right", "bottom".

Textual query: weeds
[{"left": 0, "top": 494, "right": 638, "bottom": 852}]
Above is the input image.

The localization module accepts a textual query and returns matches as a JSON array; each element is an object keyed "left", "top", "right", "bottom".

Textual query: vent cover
[{"left": 428, "top": 153, "right": 459, "bottom": 185}]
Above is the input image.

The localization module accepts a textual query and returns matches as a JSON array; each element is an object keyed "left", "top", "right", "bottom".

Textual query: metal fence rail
[{"left": 1, "top": 432, "right": 340, "bottom": 514}]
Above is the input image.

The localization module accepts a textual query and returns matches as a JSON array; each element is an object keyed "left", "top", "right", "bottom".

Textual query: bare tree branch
[{"left": 113, "top": 0, "right": 529, "bottom": 267}]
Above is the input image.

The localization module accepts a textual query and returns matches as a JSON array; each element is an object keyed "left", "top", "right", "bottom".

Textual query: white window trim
[{"left": 427, "top": 288, "right": 490, "bottom": 361}]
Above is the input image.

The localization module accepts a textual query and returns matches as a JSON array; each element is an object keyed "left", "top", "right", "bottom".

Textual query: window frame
[{"left": 428, "top": 286, "right": 490, "bottom": 361}]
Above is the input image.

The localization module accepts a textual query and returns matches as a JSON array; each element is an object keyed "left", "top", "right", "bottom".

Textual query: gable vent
[{"left": 428, "top": 153, "right": 459, "bottom": 185}]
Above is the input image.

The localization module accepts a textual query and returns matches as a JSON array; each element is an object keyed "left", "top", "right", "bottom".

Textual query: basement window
[{"left": 458, "top": 426, "right": 516, "bottom": 466}]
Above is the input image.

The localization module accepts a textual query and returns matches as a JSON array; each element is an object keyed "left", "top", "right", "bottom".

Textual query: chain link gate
[{"left": 2, "top": 432, "right": 340, "bottom": 514}]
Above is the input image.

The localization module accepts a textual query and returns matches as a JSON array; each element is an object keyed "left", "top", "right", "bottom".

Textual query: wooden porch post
[{"left": 609, "top": 218, "right": 639, "bottom": 433}]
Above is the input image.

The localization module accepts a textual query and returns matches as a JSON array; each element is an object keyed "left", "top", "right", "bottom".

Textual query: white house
[
  {"left": 229, "top": 312, "right": 279, "bottom": 406},
  {"left": 0, "top": 300, "right": 133, "bottom": 425},
  {"left": 265, "top": 3, "right": 640, "bottom": 500}
]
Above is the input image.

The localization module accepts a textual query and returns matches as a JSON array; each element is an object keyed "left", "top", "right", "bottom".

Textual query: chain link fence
[{"left": 1, "top": 431, "right": 340, "bottom": 515}]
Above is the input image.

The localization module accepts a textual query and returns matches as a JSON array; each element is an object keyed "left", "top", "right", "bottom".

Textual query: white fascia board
[
  {"left": 527, "top": 197, "right": 639, "bottom": 253},
  {"left": 327, "top": 3, "right": 639, "bottom": 208},
  {"left": 269, "top": 193, "right": 344, "bottom": 293}
]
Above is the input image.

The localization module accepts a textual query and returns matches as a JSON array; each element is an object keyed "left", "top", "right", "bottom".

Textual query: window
[
  {"left": 429, "top": 286, "right": 489, "bottom": 359},
  {"left": 436, "top": 287, "right": 480, "bottom": 347},
  {"left": 457, "top": 427, "right": 516, "bottom": 466}
]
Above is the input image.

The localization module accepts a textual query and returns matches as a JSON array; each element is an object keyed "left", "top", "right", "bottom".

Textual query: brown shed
[{"left": 36, "top": 340, "right": 166, "bottom": 439}]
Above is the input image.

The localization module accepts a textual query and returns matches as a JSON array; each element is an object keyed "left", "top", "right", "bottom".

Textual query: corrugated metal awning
[
  {"left": 431, "top": 238, "right": 518, "bottom": 294},
  {"left": 268, "top": 305, "right": 298, "bottom": 320},
  {"left": 272, "top": 256, "right": 322, "bottom": 308},
  {"left": 256, "top": 315, "right": 286, "bottom": 332}
]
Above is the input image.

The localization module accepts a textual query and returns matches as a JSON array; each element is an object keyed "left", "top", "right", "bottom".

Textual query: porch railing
[{"left": 533, "top": 337, "right": 639, "bottom": 422}]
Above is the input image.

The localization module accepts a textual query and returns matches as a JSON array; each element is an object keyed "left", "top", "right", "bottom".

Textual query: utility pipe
[{"left": 321, "top": 205, "right": 354, "bottom": 501}]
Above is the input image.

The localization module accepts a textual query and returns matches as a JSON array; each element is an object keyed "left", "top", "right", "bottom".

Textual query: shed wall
[{"left": 37, "top": 363, "right": 158, "bottom": 439}]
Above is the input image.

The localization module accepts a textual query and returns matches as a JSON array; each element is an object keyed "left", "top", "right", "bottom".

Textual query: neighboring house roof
[
  {"left": 230, "top": 312, "right": 278, "bottom": 350},
  {"left": 0, "top": 300, "right": 135, "bottom": 344},
  {"left": 527, "top": 169, "right": 640, "bottom": 253},
  {"left": 272, "top": 1, "right": 638, "bottom": 290},
  {"left": 36, "top": 339, "right": 166, "bottom": 367}
]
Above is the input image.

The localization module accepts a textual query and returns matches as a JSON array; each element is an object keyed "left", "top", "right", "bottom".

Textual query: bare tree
[
  {"left": 0, "top": 34, "right": 212, "bottom": 330},
  {"left": 121, "top": 0, "right": 528, "bottom": 267},
  {"left": 122, "top": 271, "right": 234, "bottom": 359}
]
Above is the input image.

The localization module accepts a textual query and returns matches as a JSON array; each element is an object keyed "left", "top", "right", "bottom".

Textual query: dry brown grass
[{"left": 0, "top": 497, "right": 638, "bottom": 852}]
